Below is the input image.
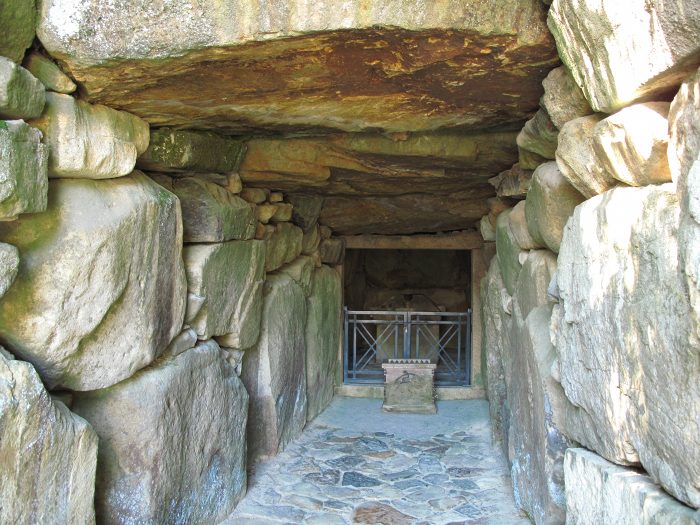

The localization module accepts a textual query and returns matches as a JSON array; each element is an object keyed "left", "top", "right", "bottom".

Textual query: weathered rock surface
[
  {"left": 0, "top": 243, "right": 19, "bottom": 297},
  {"left": 255, "top": 203, "right": 277, "bottom": 224},
  {"left": 226, "top": 172, "right": 242, "bottom": 194},
  {"left": 29, "top": 92, "right": 149, "bottom": 179},
  {"left": 23, "top": 52, "right": 77, "bottom": 94},
  {"left": 508, "top": 306, "right": 575, "bottom": 525},
  {"left": 0, "top": 351, "right": 98, "bottom": 525},
  {"left": 556, "top": 114, "right": 618, "bottom": 198},
  {"left": 540, "top": 65, "right": 593, "bottom": 129},
  {"left": 73, "top": 340, "right": 249, "bottom": 525},
  {"left": 565, "top": 449, "right": 700, "bottom": 524},
  {"left": 240, "top": 187, "right": 268, "bottom": 204},
  {"left": 480, "top": 259, "right": 512, "bottom": 450},
  {"left": 271, "top": 202, "right": 293, "bottom": 223},
  {"left": 288, "top": 194, "right": 323, "bottom": 231},
  {"left": 184, "top": 240, "right": 265, "bottom": 343},
  {"left": 513, "top": 250, "right": 557, "bottom": 320},
  {"left": 278, "top": 256, "right": 315, "bottom": 297},
  {"left": 0, "top": 173, "right": 186, "bottom": 391},
  {"left": 593, "top": 102, "right": 672, "bottom": 186},
  {"left": 265, "top": 223, "right": 303, "bottom": 272},
  {"left": 154, "top": 176, "right": 256, "bottom": 242},
  {"left": 516, "top": 108, "right": 558, "bottom": 160},
  {"left": 670, "top": 68, "right": 700, "bottom": 188},
  {"left": 137, "top": 128, "right": 246, "bottom": 174},
  {"left": 508, "top": 201, "right": 542, "bottom": 251},
  {"left": 670, "top": 69, "right": 700, "bottom": 377},
  {"left": 0, "top": 0, "right": 36, "bottom": 63},
  {"left": 548, "top": 0, "right": 700, "bottom": 113},
  {"left": 305, "top": 265, "right": 341, "bottom": 423},
  {"left": 0, "top": 119, "right": 48, "bottom": 219},
  {"left": 496, "top": 209, "right": 525, "bottom": 295},
  {"left": 480, "top": 215, "right": 496, "bottom": 241},
  {"left": 321, "top": 191, "right": 493, "bottom": 235},
  {"left": 319, "top": 238, "right": 345, "bottom": 265},
  {"left": 242, "top": 132, "right": 517, "bottom": 192},
  {"left": 301, "top": 225, "right": 321, "bottom": 255},
  {"left": 244, "top": 131, "right": 516, "bottom": 235},
  {"left": 0, "top": 57, "right": 45, "bottom": 120},
  {"left": 556, "top": 184, "right": 700, "bottom": 508},
  {"left": 519, "top": 147, "right": 548, "bottom": 171},
  {"left": 489, "top": 163, "right": 533, "bottom": 198},
  {"left": 38, "top": 0, "right": 556, "bottom": 134},
  {"left": 525, "top": 161, "right": 585, "bottom": 253},
  {"left": 243, "top": 274, "right": 307, "bottom": 462}
]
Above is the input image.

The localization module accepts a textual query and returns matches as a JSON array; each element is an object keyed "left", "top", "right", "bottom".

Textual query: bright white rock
[
  {"left": 0, "top": 351, "right": 98, "bottom": 525},
  {"left": 0, "top": 173, "right": 187, "bottom": 391}
]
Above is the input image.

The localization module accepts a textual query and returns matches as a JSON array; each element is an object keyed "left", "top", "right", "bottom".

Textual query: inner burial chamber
[{"left": 343, "top": 249, "right": 472, "bottom": 386}]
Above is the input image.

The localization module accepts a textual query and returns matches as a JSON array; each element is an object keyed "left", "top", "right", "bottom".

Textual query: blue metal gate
[{"left": 343, "top": 309, "right": 472, "bottom": 386}]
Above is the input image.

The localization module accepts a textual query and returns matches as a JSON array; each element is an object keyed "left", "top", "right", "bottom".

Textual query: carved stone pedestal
[{"left": 382, "top": 359, "right": 437, "bottom": 414}]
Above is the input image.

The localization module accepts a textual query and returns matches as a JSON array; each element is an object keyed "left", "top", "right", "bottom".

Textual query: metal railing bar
[
  {"left": 345, "top": 309, "right": 469, "bottom": 317},
  {"left": 343, "top": 308, "right": 472, "bottom": 387}
]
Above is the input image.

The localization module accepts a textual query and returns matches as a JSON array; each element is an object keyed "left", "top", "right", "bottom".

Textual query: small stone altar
[{"left": 382, "top": 359, "right": 437, "bottom": 414}]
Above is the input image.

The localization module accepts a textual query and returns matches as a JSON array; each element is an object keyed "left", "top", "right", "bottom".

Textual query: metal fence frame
[{"left": 343, "top": 308, "right": 472, "bottom": 387}]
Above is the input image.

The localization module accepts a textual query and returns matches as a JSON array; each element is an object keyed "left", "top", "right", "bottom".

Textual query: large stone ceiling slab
[
  {"left": 37, "top": 0, "right": 558, "bottom": 134},
  {"left": 239, "top": 130, "right": 518, "bottom": 234}
]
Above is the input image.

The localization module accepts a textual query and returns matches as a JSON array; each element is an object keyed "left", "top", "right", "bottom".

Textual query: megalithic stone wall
[
  {"left": 242, "top": 273, "right": 309, "bottom": 463},
  {"left": 0, "top": 0, "right": 698, "bottom": 522},
  {"left": 0, "top": 349, "right": 98, "bottom": 525},
  {"left": 0, "top": 17, "right": 338, "bottom": 517},
  {"left": 481, "top": 0, "right": 700, "bottom": 521},
  {"left": 72, "top": 340, "right": 249, "bottom": 525},
  {"left": 305, "top": 265, "right": 343, "bottom": 423}
]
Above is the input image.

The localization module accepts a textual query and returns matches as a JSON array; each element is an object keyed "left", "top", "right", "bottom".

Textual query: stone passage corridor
[{"left": 224, "top": 398, "right": 529, "bottom": 524}]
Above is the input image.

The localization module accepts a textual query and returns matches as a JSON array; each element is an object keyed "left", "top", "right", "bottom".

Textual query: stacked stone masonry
[
  {"left": 480, "top": 1, "right": 700, "bottom": 523},
  {"left": 0, "top": 0, "right": 698, "bottom": 523},
  {"left": 0, "top": 16, "right": 344, "bottom": 517}
]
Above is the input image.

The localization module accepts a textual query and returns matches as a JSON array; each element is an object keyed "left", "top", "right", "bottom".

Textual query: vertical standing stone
[
  {"left": 305, "top": 265, "right": 342, "bottom": 422},
  {"left": 480, "top": 259, "right": 512, "bottom": 450},
  {"left": 243, "top": 274, "right": 308, "bottom": 462},
  {"left": 72, "top": 341, "right": 249, "bottom": 525},
  {"left": 556, "top": 184, "right": 700, "bottom": 508},
  {"left": 508, "top": 305, "right": 576, "bottom": 525},
  {"left": 0, "top": 351, "right": 98, "bottom": 525},
  {"left": 495, "top": 209, "right": 525, "bottom": 295}
]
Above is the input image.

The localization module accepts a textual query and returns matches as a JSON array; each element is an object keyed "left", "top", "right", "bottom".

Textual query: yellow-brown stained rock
[{"left": 40, "top": 26, "right": 557, "bottom": 134}]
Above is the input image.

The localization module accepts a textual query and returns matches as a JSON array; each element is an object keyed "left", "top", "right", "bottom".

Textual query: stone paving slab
[{"left": 223, "top": 398, "right": 530, "bottom": 525}]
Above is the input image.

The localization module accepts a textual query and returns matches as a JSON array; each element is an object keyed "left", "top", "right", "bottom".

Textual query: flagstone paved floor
[{"left": 223, "top": 397, "right": 531, "bottom": 525}]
